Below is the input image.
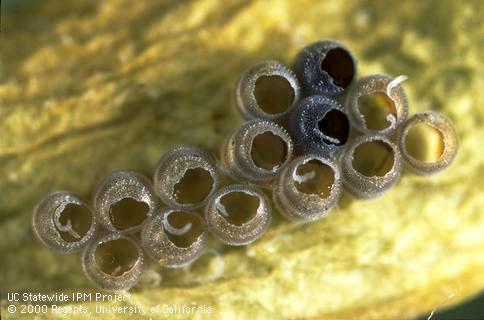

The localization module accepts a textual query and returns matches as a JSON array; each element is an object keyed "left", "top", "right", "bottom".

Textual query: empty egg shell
[
  {"left": 234, "top": 60, "right": 301, "bottom": 122},
  {"left": 32, "top": 191, "right": 97, "bottom": 253},
  {"left": 93, "top": 170, "right": 159, "bottom": 233},
  {"left": 341, "top": 134, "right": 401, "bottom": 198},
  {"left": 221, "top": 119, "right": 293, "bottom": 185},
  {"left": 273, "top": 155, "right": 342, "bottom": 222},
  {"left": 205, "top": 184, "right": 271, "bottom": 245},
  {"left": 345, "top": 74, "right": 408, "bottom": 135},
  {"left": 141, "top": 208, "right": 207, "bottom": 267},
  {"left": 82, "top": 233, "right": 144, "bottom": 291},
  {"left": 397, "top": 111, "right": 458, "bottom": 175},
  {"left": 153, "top": 146, "right": 219, "bottom": 210}
]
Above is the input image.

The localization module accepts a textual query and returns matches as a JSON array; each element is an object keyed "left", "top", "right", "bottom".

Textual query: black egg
[
  {"left": 293, "top": 40, "right": 356, "bottom": 97},
  {"left": 288, "top": 95, "right": 350, "bottom": 156}
]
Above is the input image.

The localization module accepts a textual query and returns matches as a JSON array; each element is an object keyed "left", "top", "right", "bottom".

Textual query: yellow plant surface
[{"left": 1, "top": 0, "right": 483, "bottom": 319}]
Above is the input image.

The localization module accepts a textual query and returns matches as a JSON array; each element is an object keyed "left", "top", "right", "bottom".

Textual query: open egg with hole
[
  {"left": 141, "top": 208, "right": 207, "bottom": 267},
  {"left": 221, "top": 120, "right": 293, "bottom": 185},
  {"left": 32, "top": 191, "right": 97, "bottom": 253},
  {"left": 82, "top": 233, "right": 144, "bottom": 290},
  {"left": 341, "top": 134, "right": 401, "bottom": 198},
  {"left": 234, "top": 60, "right": 301, "bottom": 122},
  {"left": 93, "top": 170, "right": 160, "bottom": 234},
  {"left": 205, "top": 184, "right": 271, "bottom": 245},
  {"left": 397, "top": 111, "right": 458, "bottom": 175},
  {"left": 345, "top": 74, "right": 408, "bottom": 136},
  {"left": 153, "top": 146, "right": 219, "bottom": 210},
  {"left": 273, "top": 155, "right": 342, "bottom": 222}
]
